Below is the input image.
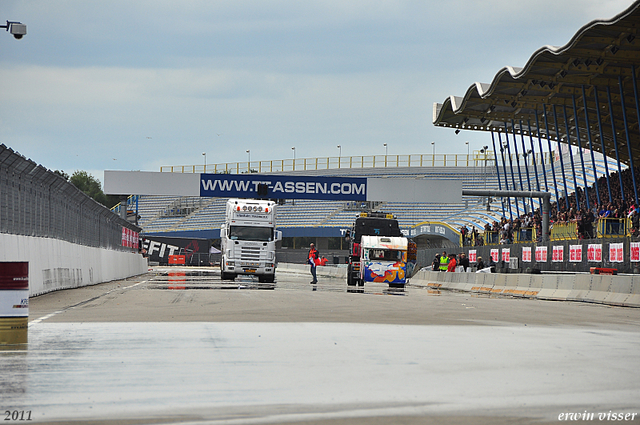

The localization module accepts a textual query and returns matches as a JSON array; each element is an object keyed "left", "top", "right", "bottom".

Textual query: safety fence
[
  {"left": 465, "top": 218, "right": 634, "bottom": 246},
  {"left": 159, "top": 151, "right": 553, "bottom": 174},
  {"left": 0, "top": 144, "right": 139, "bottom": 251},
  {"left": 418, "top": 238, "right": 640, "bottom": 274}
]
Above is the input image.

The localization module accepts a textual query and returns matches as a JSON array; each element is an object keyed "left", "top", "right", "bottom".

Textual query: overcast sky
[{"left": 0, "top": 0, "right": 634, "bottom": 182}]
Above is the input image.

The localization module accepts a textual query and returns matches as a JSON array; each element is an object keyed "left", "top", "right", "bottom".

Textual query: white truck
[{"left": 220, "top": 198, "right": 282, "bottom": 283}]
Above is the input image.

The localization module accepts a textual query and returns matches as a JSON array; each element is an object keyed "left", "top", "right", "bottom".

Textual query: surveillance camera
[{"left": 10, "top": 23, "right": 26, "bottom": 39}]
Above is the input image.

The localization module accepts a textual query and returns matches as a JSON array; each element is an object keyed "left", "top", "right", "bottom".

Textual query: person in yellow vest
[{"left": 439, "top": 251, "right": 449, "bottom": 272}]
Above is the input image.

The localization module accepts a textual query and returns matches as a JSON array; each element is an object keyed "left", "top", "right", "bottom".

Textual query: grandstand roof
[{"left": 433, "top": 0, "right": 640, "bottom": 167}]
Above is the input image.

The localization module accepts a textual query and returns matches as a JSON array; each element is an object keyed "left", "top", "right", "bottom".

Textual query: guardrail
[{"left": 160, "top": 150, "right": 559, "bottom": 174}]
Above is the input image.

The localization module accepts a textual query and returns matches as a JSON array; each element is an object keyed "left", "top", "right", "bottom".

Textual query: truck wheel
[
  {"left": 221, "top": 272, "right": 235, "bottom": 281},
  {"left": 389, "top": 283, "right": 405, "bottom": 289},
  {"left": 258, "top": 275, "right": 275, "bottom": 283}
]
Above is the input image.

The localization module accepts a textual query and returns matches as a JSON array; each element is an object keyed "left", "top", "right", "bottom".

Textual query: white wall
[{"left": 0, "top": 234, "right": 147, "bottom": 296}]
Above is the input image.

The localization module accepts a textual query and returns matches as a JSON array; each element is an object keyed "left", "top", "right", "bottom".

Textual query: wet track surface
[{"left": 2, "top": 267, "right": 640, "bottom": 424}]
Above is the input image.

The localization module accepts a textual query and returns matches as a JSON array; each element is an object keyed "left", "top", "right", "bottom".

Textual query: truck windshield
[
  {"left": 353, "top": 218, "right": 402, "bottom": 243},
  {"left": 229, "top": 226, "right": 273, "bottom": 242},
  {"left": 368, "top": 249, "right": 403, "bottom": 261}
]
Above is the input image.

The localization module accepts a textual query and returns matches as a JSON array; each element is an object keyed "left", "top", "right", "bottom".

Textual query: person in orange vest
[
  {"left": 308, "top": 243, "right": 318, "bottom": 284},
  {"left": 447, "top": 254, "right": 457, "bottom": 272}
]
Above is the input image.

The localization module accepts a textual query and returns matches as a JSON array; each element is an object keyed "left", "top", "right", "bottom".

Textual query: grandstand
[{"left": 132, "top": 149, "right": 620, "bottom": 247}]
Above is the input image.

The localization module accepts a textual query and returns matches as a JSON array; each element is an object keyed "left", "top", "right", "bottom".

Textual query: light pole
[
  {"left": 383, "top": 143, "right": 388, "bottom": 167},
  {"left": 431, "top": 141, "right": 435, "bottom": 166},
  {"left": 246, "top": 150, "right": 250, "bottom": 172},
  {"left": 466, "top": 141, "right": 469, "bottom": 166},
  {"left": 291, "top": 147, "right": 296, "bottom": 170},
  {"left": 337, "top": 145, "right": 341, "bottom": 168},
  {"left": 202, "top": 152, "right": 206, "bottom": 173}
]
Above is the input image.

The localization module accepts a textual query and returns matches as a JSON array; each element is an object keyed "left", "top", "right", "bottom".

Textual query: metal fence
[{"left": 0, "top": 144, "right": 140, "bottom": 251}]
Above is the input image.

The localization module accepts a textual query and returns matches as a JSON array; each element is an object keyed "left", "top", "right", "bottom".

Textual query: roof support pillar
[
  {"left": 593, "top": 88, "right": 613, "bottom": 203},
  {"left": 542, "top": 105, "right": 560, "bottom": 205},
  {"left": 462, "top": 189, "right": 551, "bottom": 243},
  {"left": 497, "top": 131, "right": 513, "bottom": 220},
  {"left": 526, "top": 119, "right": 541, "bottom": 192},
  {"left": 569, "top": 95, "right": 590, "bottom": 210},
  {"left": 534, "top": 109, "right": 549, "bottom": 192},
  {"left": 490, "top": 131, "right": 507, "bottom": 217},
  {"left": 562, "top": 105, "right": 581, "bottom": 208},
  {"left": 519, "top": 120, "right": 535, "bottom": 212},
  {"left": 551, "top": 104, "right": 570, "bottom": 210},
  {"left": 606, "top": 85, "right": 626, "bottom": 201},
  {"left": 503, "top": 122, "right": 520, "bottom": 216},
  {"left": 622, "top": 72, "right": 639, "bottom": 205},
  {"left": 511, "top": 120, "right": 529, "bottom": 213}
]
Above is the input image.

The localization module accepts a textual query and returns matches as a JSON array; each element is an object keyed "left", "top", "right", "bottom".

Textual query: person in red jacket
[
  {"left": 447, "top": 254, "right": 457, "bottom": 272},
  {"left": 308, "top": 243, "right": 318, "bottom": 284}
]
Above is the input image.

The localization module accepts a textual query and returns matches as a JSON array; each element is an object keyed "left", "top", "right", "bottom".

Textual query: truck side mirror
[
  {"left": 220, "top": 227, "right": 225, "bottom": 238},
  {"left": 275, "top": 230, "right": 282, "bottom": 241}
]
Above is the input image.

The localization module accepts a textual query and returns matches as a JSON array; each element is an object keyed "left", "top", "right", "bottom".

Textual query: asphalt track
[{"left": 2, "top": 267, "right": 640, "bottom": 425}]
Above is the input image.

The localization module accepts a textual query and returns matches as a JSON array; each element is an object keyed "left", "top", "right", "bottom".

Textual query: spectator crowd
[{"left": 466, "top": 165, "right": 640, "bottom": 244}]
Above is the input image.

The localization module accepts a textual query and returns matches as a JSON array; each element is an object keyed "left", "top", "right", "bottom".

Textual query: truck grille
[{"left": 241, "top": 246, "right": 261, "bottom": 261}]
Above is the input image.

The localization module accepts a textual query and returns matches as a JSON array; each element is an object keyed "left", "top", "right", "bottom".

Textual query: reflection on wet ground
[
  {"left": 3, "top": 322, "right": 640, "bottom": 424},
  {"left": 148, "top": 267, "right": 430, "bottom": 297}
]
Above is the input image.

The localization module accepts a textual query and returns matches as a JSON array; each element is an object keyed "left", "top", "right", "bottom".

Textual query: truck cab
[
  {"left": 220, "top": 199, "right": 282, "bottom": 283},
  {"left": 360, "top": 236, "right": 408, "bottom": 288},
  {"left": 345, "top": 212, "right": 403, "bottom": 286}
]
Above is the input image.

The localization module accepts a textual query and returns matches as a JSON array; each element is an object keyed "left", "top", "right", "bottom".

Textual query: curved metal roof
[{"left": 433, "top": 0, "right": 640, "bottom": 167}]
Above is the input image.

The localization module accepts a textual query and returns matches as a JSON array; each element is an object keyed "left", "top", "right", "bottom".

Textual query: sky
[{"left": 0, "top": 0, "right": 634, "bottom": 183}]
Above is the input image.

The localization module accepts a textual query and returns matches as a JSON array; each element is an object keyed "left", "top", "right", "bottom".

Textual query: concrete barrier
[
  {"left": 567, "top": 274, "right": 592, "bottom": 302},
  {"left": 410, "top": 268, "right": 638, "bottom": 308},
  {"left": 624, "top": 276, "right": 640, "bottom": 307},
  {"left": 0, "top": 234, "right": 147, "bottom": 297},
  {"left": 277, "top": 263, "right": 347, "bottom": 279}
]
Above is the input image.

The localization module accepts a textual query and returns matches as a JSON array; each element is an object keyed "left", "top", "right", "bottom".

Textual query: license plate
[{"left": 245, "top": 269, "right": 256, "bottom": 273}]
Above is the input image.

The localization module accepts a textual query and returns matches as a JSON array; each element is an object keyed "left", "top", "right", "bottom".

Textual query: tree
[
  {"left": 69, "top": 171, "right": 119, "bottom": 209},
  {"left": 54, "top": 170, "right": 69, "bottom": 181}
]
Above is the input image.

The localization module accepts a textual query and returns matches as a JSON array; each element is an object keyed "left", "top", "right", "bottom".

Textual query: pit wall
[
  {"left": 277, "top": 263, "right": 347, "bottom": 279},
  {"left": 0, "top": 234, "right": 148, "bottom": 297},
  {"left": 276, "top": 263, "right": 640, "bottom": 308},
  {"left": 410, "top": 270, "right": 640, "bottom": 308}
]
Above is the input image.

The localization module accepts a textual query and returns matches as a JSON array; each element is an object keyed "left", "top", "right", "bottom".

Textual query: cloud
[{"left": 0, "top": 0, "right": 636, "bottom": 176}]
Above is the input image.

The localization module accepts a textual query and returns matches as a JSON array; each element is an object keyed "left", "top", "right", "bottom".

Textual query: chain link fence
[{"left": 0, "top": 144, "right": 139, "bottom": 251}]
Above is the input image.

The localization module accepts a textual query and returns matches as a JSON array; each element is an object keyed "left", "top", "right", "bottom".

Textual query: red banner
[
  {"left": 609, "top": 243, "right": 624, "bottom": 263},
  {"left": 522, "top": 247, "right": 532, "bottom": 262},
  {"left": 535, "top": 246, "right": 547, "bottom": 262},
  {"left": 631, "top": 242, "right": 640, "bottom": 262},
  {"left": 569, "top": 245, "right": 582, "bottom": 262},
  {"left": 501, "top": 248, "right": 510, "bottom": 263},
  {"left": 468, "top": 250, "right": 477, "bottom": 262},
  {"left": 552, "top": 246, "right": 564, "bottom": 262},
  {"left": 588, "top": 244, "right": 602, "bottom": 262},
  {"left": 490, "top": 249, "right": 499, "bottom": 262}
]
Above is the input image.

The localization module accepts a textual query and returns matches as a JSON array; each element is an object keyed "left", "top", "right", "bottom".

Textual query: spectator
[
  {"left": 476, "top": 256, "right": 485, "bottom": 271},
  {"left": 459, "top": 253, "right": 469, "bottom": 272},
  {"left": 439, "top": 251, "right": 449, "bottom": 272},
  {"left": 447, "top": 254, "right": 457, "bottom": 272}
]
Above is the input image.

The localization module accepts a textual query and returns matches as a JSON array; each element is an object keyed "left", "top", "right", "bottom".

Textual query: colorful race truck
[
  {"left": 360, "top": 235, "right": 409, "bottom": 288},
  {"left": 345, "top": 212, "right": 404, "bottom": 286}
]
